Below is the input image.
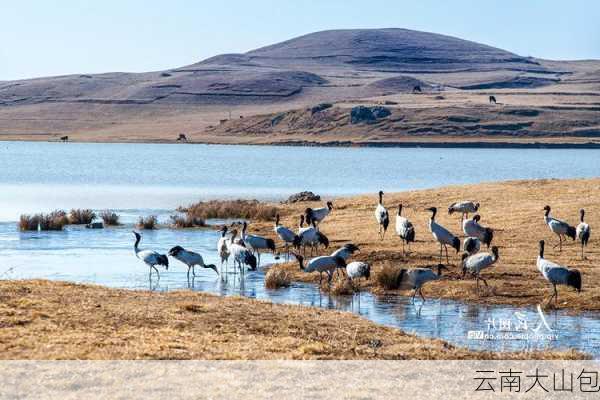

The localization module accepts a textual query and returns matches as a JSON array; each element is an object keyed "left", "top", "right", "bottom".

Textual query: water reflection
[{"left": 1, "top": 221, "right": 600, "bottom": 357}]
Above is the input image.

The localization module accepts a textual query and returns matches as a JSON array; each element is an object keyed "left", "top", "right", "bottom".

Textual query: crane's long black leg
[{"left": 444, "top": 245, "right": 449, "bottom": 264}]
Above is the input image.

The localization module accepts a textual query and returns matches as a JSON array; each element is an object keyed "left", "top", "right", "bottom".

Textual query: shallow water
[
  {"left": 2, "top": 222, "right": 599, "bottom": 357},
  {"left": 2, "top": 141, "right": 600, "bottom": 357}
]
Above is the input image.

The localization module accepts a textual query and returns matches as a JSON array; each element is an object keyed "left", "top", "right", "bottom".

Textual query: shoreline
[
  {"left": 0, "top": 279, "right": 586, "bottom": 360},
  {"left": 3, "top": 137, "right": 600, "bottom": 149}
]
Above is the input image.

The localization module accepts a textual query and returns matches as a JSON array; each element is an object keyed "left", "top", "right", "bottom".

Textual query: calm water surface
[
  {"left": 2, "top": 141, "right": 600, "bottom": 219},
  {"left": 1, "top": 141, "right": 599, "bottom": 357}
]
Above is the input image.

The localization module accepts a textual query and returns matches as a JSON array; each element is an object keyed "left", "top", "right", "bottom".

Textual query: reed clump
[
  {"left": 19, "top": 210, "right": 69, "bottom": 231},
  {"left": 329, "top": 276, "right": 355, "bottom": 295},
  {"left": 375, "top": 264, "right": 403, "bottom": 290},
  {"left": 137, "top": 215, "right": 158, "bottom": 230},
  {"left": 169, "top": 214, "right": 206, "bottom": 229},
  {"left": 99, "top": 210, "right": 120, "bottom": 226},
  {"left": 68, "top": 209, "right": 96, "bottom": 225},
  {"left": 264, "top": 267, "right": 292, "bottom": 289},
  {"left": 178, "top": 199, "right": 278, "bottom": 221}
]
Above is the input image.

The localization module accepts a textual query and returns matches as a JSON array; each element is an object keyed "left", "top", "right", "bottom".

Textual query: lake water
[
  {"left": 1, "top": 141, "right": 600, "bottom": 357},
  {"left": 2, "top": 141, "right": 600, "bottom": 220}
]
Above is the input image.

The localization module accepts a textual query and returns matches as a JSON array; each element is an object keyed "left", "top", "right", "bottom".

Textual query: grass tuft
[
  {"left": 137, "top": 215, "right": 158, "bottom": 230},
  {"left": 68, "top": 209, "right": 96, "bottom": 225},
  {"left": 169, "top": 214, "right": 206, "bottom": 229},
  {"left": 265, "top": 268, "right": 292, "bottom": 289},
  {"left": 329, "top": 277, "right": 355, "bottom": 295},
  {"left": 375, "top": 264, "right": 403, "bottom": 290},
  {"left": 19, "top": 210, "right": 69, "bottom": 231},
  {"left": 178, "top": 199, "right": 278, "bottom": 221},
  {"left": 99, "top": 210, "right": 120, "bottom": 226}
]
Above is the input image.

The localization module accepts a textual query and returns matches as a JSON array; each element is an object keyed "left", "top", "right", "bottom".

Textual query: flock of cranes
[{"left": 132, "top": 191, "right": 591, "bottom": 306}]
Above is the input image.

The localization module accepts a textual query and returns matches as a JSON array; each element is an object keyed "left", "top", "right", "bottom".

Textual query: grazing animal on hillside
[
  {"left": 413, "top": 85, "right": 422, "bottom": 93},
  {"left": 427, "top": 207, "right": 460, "bottom": 264},
  {"left": 177, "top": 133, "right": 188, "bottom": 141},
  {"left": 397, "top": 264, "right": 448, "bottom": 303},
  {"left": 461, "top": 246, "right": 499, "bottom": 292},
  {"left": 463, "top": 237, "right": 481, "bottom": 255},
  {"left": 576, "top": 209, "right": 591, "bottom": 259},
  {"left": 395, "top": 204, "right": 415, "bottom": 254},
  {"left": 241, "top": 221, "right": 275, "bottom": 267},
  {"left": 60, "top": 135, "right": 69, "bottom": 142},
  {"left": 132, "top": 231, "right": 168, "bottom": 279},
  {"left": 305, "top": 202, "right": 333, "bottom": 227},
  {"left": 489, "top": 96, "right": 497, "bottom": 104},
  {"left": 543, "top": 205, "right": 576, "bottom": 252},
  {"left": 294, "top": 254, "right": 346, "bottom": 286},
  {"left": 168, "top": 246, "right": 218, "bottom": 281},
  {"left": 448, "top": 201, "right": 480, "bottom": 228},
  {"left": 537, "top": 240, "right": 581, "bottom": 306},
  {"left": 463, "top": 215, "right": 494, "bottom": 247},
  {"left": 375, "top": 191, "right": 390, "bottom": 240},
  {"left": 274, "top": 214, "right": 301, "bottom": 260}
]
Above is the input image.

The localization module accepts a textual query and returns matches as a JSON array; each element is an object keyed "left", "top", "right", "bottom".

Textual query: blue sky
[{"left": 1, "top": 0, "right": 599, "bottom": 80}]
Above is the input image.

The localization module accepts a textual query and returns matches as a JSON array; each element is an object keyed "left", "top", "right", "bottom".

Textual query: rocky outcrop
[
  {"left": 284, "top": 191, "right": 321, "bottom": 203},
  {"left": 350, "top": 106, "right": 391, "bottom": 124}
]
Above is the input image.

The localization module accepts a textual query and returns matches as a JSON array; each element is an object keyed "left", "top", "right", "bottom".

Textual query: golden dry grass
[
  {"left": 0, "top": 280, "right": 585, "bottom": 360},
  {"left": 99, "top": 210, "right": 120, "bottom": 226},
  {"left": 169, "top": 214, "right": 206, "bottom": 229},
  {"left": 68, "top": 208, "right": 96, "bottom": 225},
  {"left": 18, "top": 210, "right": 69, "bottom": 231},
  {"left": 137, "top": 215, "right": 158, "bottom": 230},
  {"left": 249, "top": 178, "right": 600, "bottom": 312},
  {"left": 264, "top": 268, "right": 291, "bottom": 289},
  {"left": 179, "top": 199, "right": 279, "bottom": 222}
]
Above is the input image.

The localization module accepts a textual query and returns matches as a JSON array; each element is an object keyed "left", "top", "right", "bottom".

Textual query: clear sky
[{"left": 2, "top": 0, "right": 599, "bottom": 80}]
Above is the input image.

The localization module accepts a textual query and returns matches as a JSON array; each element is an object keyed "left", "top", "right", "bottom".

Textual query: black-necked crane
[
  {"left": 132, "top": 231, "right": 168, "bottom": 279},
  {"left": 305, "top": 201, "right": 333, "bottom": 227},
  {"left": 448, "top": 201, "right": 479, "bottom": 228},
  {"left": 228, "top": 229, "right": 257, "bottom": 275},
  {"left": 274, "top": 214, "right": 301, "bottom": 260},
  {"left": 397, "top": 264, "right": 448, "bottom": 303},
  {"left": 346, "top": 261, "right": 370, "bottom": 284},
  {"left": 331, "top": 243, "right": 360, "bottom": 277},
  {"left": 543, "top": 205, "right": 576, "bottom": 252},
  {"left": 576, "top": 209, "right": 591, "bottom": 259},
  {"left": 294, "top": 254, "right": 346, "bottom": 286},
  {"left": 537, "top": 240, "right": 581, "bottom": 306},
  {"left": 375, "top": 190, "right": 390, "bottom": 240},
  {"left": 168, "top": 246, "right": 218, "bottom": 281},
  {"left": 426, "top": 207, "right": 460, "bottom": 264},
  {"left": 461, "top": 246, "right": 499, "bottom": 292},
  {"left": 331, "top": 243, "right": 360, "bottom": 261},
  {"left": 463, "top": 215, "right": 494, "bottom": 247},
  {"left": 395, "top": 204, "right": 415, "bottom": 254},
  {"left": 217, "top": 226, "right": 231, "bottom": 275},
  {"left": 241, "top": 221, "right": 275, "bottom": 267},
  {"left": 463, "top": 237, "right": 481, "bottom": 255},
  {"left": 298, "top": 216, "right": 329, "bottom": 256}
]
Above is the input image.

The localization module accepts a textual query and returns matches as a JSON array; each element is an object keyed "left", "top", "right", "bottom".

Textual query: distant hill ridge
[{"left": 0, "top": 28, "right": 554, "bottom": 107}]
